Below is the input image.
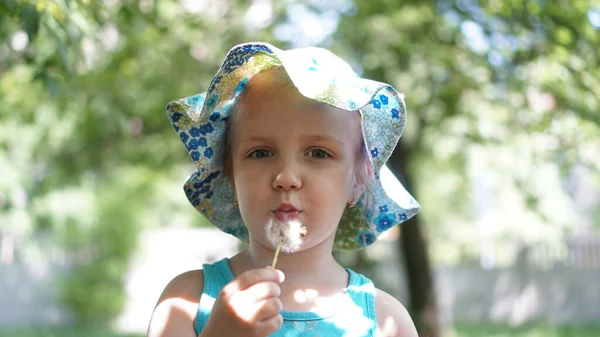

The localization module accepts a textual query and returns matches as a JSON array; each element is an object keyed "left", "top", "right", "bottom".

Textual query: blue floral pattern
[
  {"left": 166, "top": 42, "right": 420, "bottom": 250},
  {"left": 370, "top": 148, "right": 379, "bottom": 158},
  {"left": 375, "top": 213, "right": 396, "bottom": 231},
  {"left": 370, "top": 99, "right": 381, "bottom": 109},
  {"left": 379, "top": 94, "right": 389, "bottom": 105}
]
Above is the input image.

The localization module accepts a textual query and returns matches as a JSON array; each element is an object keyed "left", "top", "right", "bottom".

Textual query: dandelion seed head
[{"left": 265, "top": 217, "right": 307, "bottom": 253}]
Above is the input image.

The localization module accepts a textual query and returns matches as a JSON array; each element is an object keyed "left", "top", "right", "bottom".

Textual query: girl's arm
[
  {"left": 147, "top": 267, "right": 284, "bottom": 337},
  {"left": 147, "top": 270, "right": 204, "bottom": 337},
  {"left": 374, "top": 288, "right": 419, "bottom": 337}
]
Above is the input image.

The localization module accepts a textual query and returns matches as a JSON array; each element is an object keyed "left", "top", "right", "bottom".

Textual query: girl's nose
[{"left": 272, "top": 160, "right": 302, "bottom": 191}]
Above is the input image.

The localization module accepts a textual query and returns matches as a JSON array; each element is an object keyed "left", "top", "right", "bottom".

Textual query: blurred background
[{"left": 1, "top": 0, "right": 600, "bottom": 336}]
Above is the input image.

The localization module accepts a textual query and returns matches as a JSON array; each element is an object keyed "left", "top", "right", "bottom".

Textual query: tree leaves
[
  {"left": 1, "top": 0, "right": 281, "bottom": 324},
  {"left": 18, "top": 2, "right": 40, "bottom": 41},
  {"left": 333, "top": 0, "right": 600, "bottom": 268}
]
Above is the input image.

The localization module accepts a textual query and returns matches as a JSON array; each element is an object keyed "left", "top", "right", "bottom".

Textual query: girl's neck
[
  {"left": 229, "top": 237, "right": 350, "bottom": 312},
  {"left": 230, "top": 236, "right": 348, "bottom": 290}
]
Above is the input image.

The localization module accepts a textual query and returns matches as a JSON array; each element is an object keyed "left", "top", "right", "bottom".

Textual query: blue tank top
[{"left": 194, "top": 258, "right": 378, "bottom": 337}]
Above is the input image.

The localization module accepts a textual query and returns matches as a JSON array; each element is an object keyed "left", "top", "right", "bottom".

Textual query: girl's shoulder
[
  {"left": 160, "top": 269, "right": 205, "bottom": 303},
  {"left": 147, "top": 269, "right": 204, "bottom": 337},
  {"left": 373, "top": 287, "right": 418, "bottom": 337}
]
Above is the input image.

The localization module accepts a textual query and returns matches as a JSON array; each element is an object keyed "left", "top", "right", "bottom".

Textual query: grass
[
  {"left": 446, "top": 323, "right": 600, "bottom": 337},
  {"left": 0, "top": 327, "right": 144, "bottom": 337},
  {"left": 1, "top": 323, "right": 599, "bottom": 336}
]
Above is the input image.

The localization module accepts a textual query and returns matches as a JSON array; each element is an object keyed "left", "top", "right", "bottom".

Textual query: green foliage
[
  {"left": 0, "top": 326, "right": 144, "bottom": 337},
  {"left": 594, "top": 206, "right": 600, "bottom": 230},
  {"left": 1, "top": 0, "right": 284, "bottom": 325},
  {"left": 332, "top": 0, "right": 600, "bottom": 265},
  {"left": 2, "top": 323, "right": 598, "bottom": 337},
  {"left": 448, "top": 323, "right": 600, "bottom": 337},
  {"left": 2, "top": 0, "right": 600, "bottom": 330},
  {"left": 56, "top": 171, "right": 150, "bottom": 324}
]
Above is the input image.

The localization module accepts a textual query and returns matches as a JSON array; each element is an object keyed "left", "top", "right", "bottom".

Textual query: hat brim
[{"left": 167, "top": 42, "right": 420, "bottom": 250}]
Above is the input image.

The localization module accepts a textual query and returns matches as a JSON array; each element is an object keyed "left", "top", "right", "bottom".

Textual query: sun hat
[{"left": 166, "top": 42, "right": 420, "bottom": 250}]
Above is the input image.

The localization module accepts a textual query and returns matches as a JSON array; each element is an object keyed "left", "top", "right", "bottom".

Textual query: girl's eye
[
  {"left": 307, "top": 149, "right": 330, "bottom": 159},
  {"left": 250, "top": 149, "right": 273, "bottom": 159}
]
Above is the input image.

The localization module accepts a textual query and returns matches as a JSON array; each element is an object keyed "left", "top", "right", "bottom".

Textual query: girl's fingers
[
  {"left": 226, "top": 268, "right": 285, "bottom": 293},
  {"left": 255, "top": 297, "right": 284, "bottom": 322},
  {"left": 244, "top": 281, "right": 281, "bottom": 302},
  {"left": 256, "top": 312, "right": 284, "bottom": 336}
]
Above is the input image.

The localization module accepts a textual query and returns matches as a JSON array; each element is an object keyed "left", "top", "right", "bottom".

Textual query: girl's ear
[
  {"left": 348, "top": 187, "right": 361, "bottom": 204},
  {"left": 229, "top": 180, "right": 238, "bottom": 207},
  {"left": 350, "top": 176, "right": 364, "bottom": 204},
  {"left": 364, "top": 158, "right": 374, "bottom": 181},
  {"left": 223, "top": 149, "right": 236, "bottom": 190},
  {"left": 355, "top": 154, "right": 374, "bottom": 186},
  {"left": 350, "top": 153, "right": 374, "bottom": 204},
  {"left": 228, "top": 176, "right": 236, "bottom": 193}
]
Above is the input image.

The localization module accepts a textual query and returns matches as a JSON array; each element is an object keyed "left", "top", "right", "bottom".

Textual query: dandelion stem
[{"left": 272, "top": 242, "right": 282, "bottom": 269}]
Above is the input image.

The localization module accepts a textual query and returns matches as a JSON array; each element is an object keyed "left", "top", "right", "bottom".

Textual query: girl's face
[{"left": 230, "top": 88, "right": 362, "bottom": 252}]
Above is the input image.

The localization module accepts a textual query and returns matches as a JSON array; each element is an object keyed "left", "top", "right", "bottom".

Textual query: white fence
[{"left": 1, "top": 228, "right": 599, "bottom": 332}]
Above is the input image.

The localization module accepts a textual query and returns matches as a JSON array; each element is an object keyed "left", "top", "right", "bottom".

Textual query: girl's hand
[{"left": 200, "top": 267, "right": 285, "bottom": 337}]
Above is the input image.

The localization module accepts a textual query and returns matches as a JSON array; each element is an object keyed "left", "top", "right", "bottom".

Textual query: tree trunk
[{"left": 387, "top": 141, "right": 440, "bottom": 337}]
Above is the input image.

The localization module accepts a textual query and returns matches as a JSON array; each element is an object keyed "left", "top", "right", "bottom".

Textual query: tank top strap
[
  {"left": 344, "top": 268, "right": 378, "bottom": 336},
  {"left": 194, "top": 260, "right": 378, "bottom": 337},
  {"left": 346, "top": 267, "right": 377, "bottom": 300},
  {"left": 194, "top": 258, "right": 233, "bottom": 336}
]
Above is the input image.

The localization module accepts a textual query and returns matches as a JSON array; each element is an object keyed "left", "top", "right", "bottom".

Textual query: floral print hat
[{"left": 166, "top": 42, "right": 420, "bottom": 250}]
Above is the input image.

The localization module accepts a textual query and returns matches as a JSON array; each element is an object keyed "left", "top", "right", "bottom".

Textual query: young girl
[{"left": 147, "top": 42, "right": 421, "bottom": 337}]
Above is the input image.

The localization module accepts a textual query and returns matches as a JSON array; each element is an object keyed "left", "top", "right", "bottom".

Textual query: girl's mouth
[
  {"left": 273, "top": 210, "right": 300, "bottom": 222},
  {"left": 273, "top": 203, "right": 301, "bottom": 222}
]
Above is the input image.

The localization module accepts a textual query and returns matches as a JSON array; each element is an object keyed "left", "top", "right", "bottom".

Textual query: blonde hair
[{"left": 222, "top": 67, "right": 373, "bottom": 197}]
